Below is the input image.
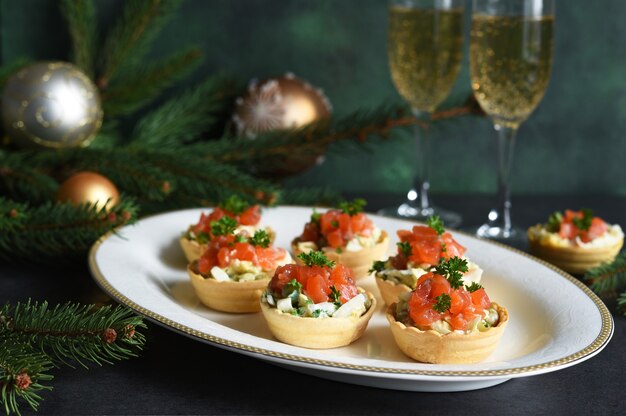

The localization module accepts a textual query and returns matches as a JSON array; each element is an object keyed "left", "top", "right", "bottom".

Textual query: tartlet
[
  {"left": 180, "top": 195, "right": 271, "bottom": 262},
  {"left": 291, "top": 199, "right": 389, "bottom": 279},
  {"left": 187, "top": 225, "right": 291, "bottom": 313},
  {"left": 386, "top": 258, "right": 507, "bottom": 364},
  {"left": 373, "top": 218, "right": 482, "bottom": 306},
  {"left": 260, "top": 251, "right": 376, "bottom": 349},
  {"left": 528, "top": 209, "right": 624, "bottom": 274}
]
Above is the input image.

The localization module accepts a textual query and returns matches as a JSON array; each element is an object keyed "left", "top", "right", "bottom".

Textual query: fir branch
[
  {"left": 0, "top": 197, "right": 137, "bottom": 263},
  {"left": 135, "top": 150, "right": 278, "bottom": 210},
  {"left": 0, "top": 155, "right": 58, "bottom": 204},
  {"left": 201, "top": 97, "right": 481, "bottom": 177},
  {"left": 97, "top": 0, "right": 183, "bottom": 88},
  {"left": 0, "top": 340, "right": 53, "bottom": 415},
  {"left": 130, "top": 75, "right": 240, "bottom": 147},
  {"left": 201, "top": 104, "right": 407, "bottom": 176},
  {"left": 0, "top": 301, "right": 146, "bottom": 369},
  {"left": 102, "top": 47, "right": 203, "bottom": 117},
  {"left": 24, "top": 148, "right": 173, "bottom": 203},
  {"left": 60, "top": 0, "right": 97, "bottom": 78},
  {"left": 584, "top": 251, "right": 626, "bottom": 297}
]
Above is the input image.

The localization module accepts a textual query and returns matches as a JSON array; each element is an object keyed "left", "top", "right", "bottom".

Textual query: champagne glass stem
[
  {"left": 409, "top": 109, "right": 433, "bottom": 214},
  {"left": 489, "top": 123, "right": 518, "bottom": 234}
]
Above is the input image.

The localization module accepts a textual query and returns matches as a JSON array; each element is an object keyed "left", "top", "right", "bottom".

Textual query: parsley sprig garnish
[
  {"left": 434, "top": 256, "right": 468, "bottom": 289},
  {"left": 338, "top": 198, "right": 366, "bottom": 216},
  {"left": 282, "top": 278, "right": 303, "bottom": 299},
  {"left": 298, "top": 251, "right": 336, "bottom": 268},
  {"left": 426, "top": 215, "right": 445, "bottom": 236},
  {"left": 397, "top": 241, "right": 412, "bottom": 257},
  {"left": 368, "top": 260, "right": 386, "bottom": 274},
  {"left": 310, "top": 209, "right": 322, "bottom": 224},
  {"left": 572, "top": 208, "right": 594, "bottom": 231},
  {"left": 219, "top": 195, "right": 251, "bottom": 215},
  {"left": 433, "top": 293, "right": 451, "bottom": 313},
  {"left": 546, "top": 211, "right": 563, "bottom": 232},
  {"left": 249, "top": 229, "right": 271, "bottom": 247},
  {"left": 465, "top": 282, "right": 483, "bottom": 293},
  {"left": 329, "top": 286, "right": 342, "bottom": 307},
  {"left": 210, "top": 216, "right": 238, "bottom": 236}
]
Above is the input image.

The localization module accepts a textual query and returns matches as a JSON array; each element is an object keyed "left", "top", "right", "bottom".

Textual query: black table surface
[{"left": 3, "top": 194, "right": 625, "bottom": 415}]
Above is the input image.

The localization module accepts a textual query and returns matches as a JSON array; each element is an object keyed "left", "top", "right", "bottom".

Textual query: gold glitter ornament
[
  {"left": 232, "top": 73, "right": 332, "bottom": 138},
  {"left": 56, "top": 171, "right": 119, "bottom": 210},
  {"left": 1, "top": 61, "right": 103, "bottom": 149}
]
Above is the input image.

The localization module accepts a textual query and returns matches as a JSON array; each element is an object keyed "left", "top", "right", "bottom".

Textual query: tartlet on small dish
[
  {"left": 372, "top": 217, "right": 482, "bottom": 306},
  {"left": 528, "top": 209, "right": 624, "bottom": 274},
  {"left": 187, "top": 223, "right": 291, "bottom": 313},
  {"left": 180, "top": 195, "right": 272, "bottom": 262},
  {"left": 386, "top": 258, "right": 507, "bottom": 364},
  {"left": 260, "top": 251, "right": 376, "bottom": 349},
  {"left": 291, "top": 199, "right": 388, "bottom": 279}
]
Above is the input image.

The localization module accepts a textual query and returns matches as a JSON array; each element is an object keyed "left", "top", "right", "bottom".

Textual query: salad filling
[
  {"left": 191, "top": 220, "right": 290, "bottom": 282},
  {"left": 262, "top": 251, "right": 372, "bottom": 318},
  {"left": 392, "top": 257, "right": 499, "bottom": 335},
  {"left": 185, "top": 195, "right": 269, "bottom": 244},
  {"left": 371, "top": 216, "right": 482, "bottom": 287},
  {"left": 528, "top": 209, "right": 623, "bottom": 248},
  {"left": 293, "top": 199, "right": 383, "bottom": 253}
]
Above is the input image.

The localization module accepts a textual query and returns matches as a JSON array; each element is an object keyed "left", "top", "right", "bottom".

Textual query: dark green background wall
[{"left": 2, "top": 0, "right": 625, "bottom": 195}]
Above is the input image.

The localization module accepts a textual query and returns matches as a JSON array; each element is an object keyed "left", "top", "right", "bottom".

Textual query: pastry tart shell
[
  {"left": 260, "top": 291, "right": 377, "bottom": 349},
  {"left": 187, "top": 264, "right": 269, "bottom": 313},
  {"left": 528, "top": 233, "right": 623, "bottom": 274},
  {"left": 386, "top": 302, "right": 508, "bottom": 364},
  {"left": 180, "top": 237, "right": 206, "bottom": 263},
  {"left": 375, "top": 276, "right": 412, "bottom": 306},
  {"left": 291, "top": 231, "right": 389, "bottom": 279}
]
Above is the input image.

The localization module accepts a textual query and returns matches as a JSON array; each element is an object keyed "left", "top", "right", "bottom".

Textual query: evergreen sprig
[
  {"left": 97, "top": 0, "right": 183, "bottom": 88},
  {"left": 130, "top": 75, "right": 240, "bottom": 147},
  {"left": 201, "top": 104, "right": 410, "bottom": 177},
  {"left": 0, "top": 197, "right": 137, "bottom": 262},
  {"left": 584, "top": 251, "right": 626, "bottom": 313},
  {"left": 0, "top": 301, "right": 146, "bottom": 369},
  {"left": 0, "top": 340, "right": 53, "bottom": 415},
  {"left": 0, "top": 154, "right": 58, "bottom": 204},
  {"left": 60, "top": 0, "right": 97, "bottom": 77},
  {"left": 102, "top": 47, "right": 203, "bottom": 117},
  {"left": 0, "top": 301, "right": 146, "bottom": 415}
]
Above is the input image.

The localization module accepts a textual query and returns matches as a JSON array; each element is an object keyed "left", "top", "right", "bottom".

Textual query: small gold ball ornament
[
  {"left": 1, "top": 61, "right": 103, "bottom": 149},
  {"left": 232, "top": 73, "right": 332, "bottom": 138},
  {"left": 56, "top": 172, "right": 119, "bottom": 209}
]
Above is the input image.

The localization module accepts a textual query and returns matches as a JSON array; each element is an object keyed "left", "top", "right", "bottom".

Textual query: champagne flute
[
  {"left": 379, "top": 0, "right": 464, "bottom": 228},
  {"left": 470, "top": 0, "right": 554, "bottom": 242}
]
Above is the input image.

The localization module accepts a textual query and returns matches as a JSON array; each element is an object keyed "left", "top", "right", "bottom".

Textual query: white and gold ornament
[
  {"left": 1, "top": 61, "right": 103, "bottom": 149},
  {"left": 232, "top": 73, "right": 332, "bottom": 138}
]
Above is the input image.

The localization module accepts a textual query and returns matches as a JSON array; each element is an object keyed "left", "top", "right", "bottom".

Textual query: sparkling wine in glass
[
  {"left": 378, "top": 0, "right": 464, "bottom": 228},
  {"left": 470, "top": 0, "right": 554, "bottom": 242}
]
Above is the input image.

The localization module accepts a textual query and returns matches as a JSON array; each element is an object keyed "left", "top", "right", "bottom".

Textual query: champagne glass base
[
  {"left": 377, "top": 203, "right": 462, "bottom": 229},
  {"left": 474, "top": 224, "right": 527, "bottom": 249}
]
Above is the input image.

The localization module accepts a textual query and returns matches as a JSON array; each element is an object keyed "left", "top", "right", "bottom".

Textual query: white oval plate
[{"left": 89, "top": 207, "right": 613, "bottom": 392}]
